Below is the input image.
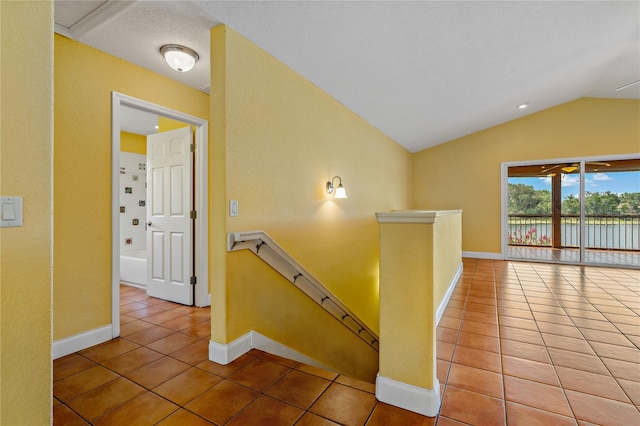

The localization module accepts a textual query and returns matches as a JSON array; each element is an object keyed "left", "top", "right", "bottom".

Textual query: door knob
[{"left": 147, "top": 221, "right": 153, "bottom": 227}]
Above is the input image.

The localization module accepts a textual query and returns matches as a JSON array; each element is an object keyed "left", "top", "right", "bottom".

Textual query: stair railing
[{"left": 227, "top": 231, "right": 379, "bottom": 351}]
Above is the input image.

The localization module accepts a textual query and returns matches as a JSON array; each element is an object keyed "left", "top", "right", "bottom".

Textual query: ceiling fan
[{"left": 540, "top": 162, "right": 611, "bottom": 174}]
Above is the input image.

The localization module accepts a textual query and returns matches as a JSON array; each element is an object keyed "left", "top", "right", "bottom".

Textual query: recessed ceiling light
[
  {"left": 154, "top": 125, "right": 159, "bottom": 129},
  {"left": 517, "top": 103, "right": 529, "bottom": 109}
]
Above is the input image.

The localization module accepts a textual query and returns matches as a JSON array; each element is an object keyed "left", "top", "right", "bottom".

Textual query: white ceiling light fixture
[
  {"left": 517, "top": 103, "right": 529, "bottom": 110},
  {"left": 160, "top": 44, "right": 199, "bottom": 73}
]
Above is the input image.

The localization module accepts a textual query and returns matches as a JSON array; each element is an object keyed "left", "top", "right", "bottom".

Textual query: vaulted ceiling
[{"left": 55, "top": 1, "right": 640, "bottom": 152}]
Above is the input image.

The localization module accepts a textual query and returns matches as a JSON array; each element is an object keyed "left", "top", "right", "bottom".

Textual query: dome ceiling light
[{"left": 160, "top": 44, "right": 199, "bottom": 73}]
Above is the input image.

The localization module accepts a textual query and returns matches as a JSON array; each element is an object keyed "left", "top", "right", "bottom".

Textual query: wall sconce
[
  {"left": 326, "top": 176, "right": 348, "bottom": 199},
  {"left": 160, "top": 44, "right": 199, "bottom": 73}
]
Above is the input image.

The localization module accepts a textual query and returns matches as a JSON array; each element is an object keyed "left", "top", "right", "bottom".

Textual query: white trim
[
  {"left": 250, "top": 332, "right": 332, "bottom": 369},
  {"left": 69, "top": 0, "right": 136, "bottom": 38},
  {"left": 435, "top": 262, "right": 463, "bottom": 325},
  {"left": 194, "top": 121, "right": 209, "bottom": 307},
  {"left": 209, "top": 333, "right": 252, "bottom": 365},
  {"left": 111, "top": 94, "right": 122, "bottom": 338},
  {"left": 501, "top": 162, "right": 509, "bottom": 258},
  {"left": 500, "top": 153, "right": 638, "bottom": 169},
  {"left": 209, "top": 331, "right": 334, "bottom": 371},
  {"left": 111, "top": 92, "right": 210, "bottom": 339},
  {"left": 376, "top": 210, "right": 462, "bottom": 224},
  {"left": 376, "top": 374, "right": 441, "bottom": 417},
  {"left": 121, "top": 281, "right": 146, "bottom": 290},
  {"left": 579, "top": 160, "right": 586, "bottom": 263},
  {"left": 52, "top": 325, "right": 112, "bottom": 360},
  {"left": 54, "top": 23, "right": 74, "bottom": 39},
  {"left": 462, "top": 251, "right": 502, "bottom": 260}
]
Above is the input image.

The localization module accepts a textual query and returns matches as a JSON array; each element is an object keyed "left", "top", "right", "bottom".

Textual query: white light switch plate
[
  {"left": 1, "top": 197, "right": 23, "bottom": 227},
  {"left": 230, "top": 200, "right": 238, "bottom": 217}
]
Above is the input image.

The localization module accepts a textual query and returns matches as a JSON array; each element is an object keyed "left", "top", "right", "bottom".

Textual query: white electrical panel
[{"left": 1, "top": 197, "right": 23, "bottom": 227}]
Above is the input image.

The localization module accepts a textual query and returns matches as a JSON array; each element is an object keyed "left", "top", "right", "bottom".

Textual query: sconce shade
[
  {"left": 160, "top": 44, "right": 199, "bottom": 72},
  {"left": 326, "top": 176, "right": 348, "bottom": 199},
  {"left": 334, "top": 185, "right": 348, "bottom": 198}
]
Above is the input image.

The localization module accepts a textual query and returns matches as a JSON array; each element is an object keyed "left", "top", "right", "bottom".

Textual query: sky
[{"left": 510, "top": 171, "right": 640, "bottom": 198}]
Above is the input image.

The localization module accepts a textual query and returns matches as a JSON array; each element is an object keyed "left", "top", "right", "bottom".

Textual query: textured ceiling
[{"left": 55, "top": 1, "right": 640, "bottom": 152}]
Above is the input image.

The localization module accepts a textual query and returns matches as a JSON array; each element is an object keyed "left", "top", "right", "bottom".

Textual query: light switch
[
  {"left": 230, "top": 200, "right": 238, "bottom": 217},
  {"left": 2, "top": 203, "right": 15, "bottom": 220},
  {"left": 1, "top": 197, "right": 23, "bottom": 227}
]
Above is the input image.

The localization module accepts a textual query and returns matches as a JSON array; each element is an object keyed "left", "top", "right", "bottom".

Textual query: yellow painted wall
[
  {"left": 210, "top": 26, "right": 229, "bottom": 343},
  {"left": 378, "top": 222, "right": 435, "bottom": 389},
  {"left": 120, "top": 131, "right": 146, "bottom": 154},
  {"left": 210, "top": 26, "right": 412, "bottom": 373},
  {"left": 158, "top": 116, "right": 191, "bottom": 133},
  {"left": 413, "top": 98, "right": 640, "bottom": 254},
  {"left": 0, "top": 1, "right": 53, "bottom": 424},
  {"left": 54, "top": 34, "right": 209, "bottom": 339},
  {"left": 229, "top": 251, "right": 379, "bottom": 381},
  {"left": 432, "top": 212, "right": 462, "bottom": 305}
]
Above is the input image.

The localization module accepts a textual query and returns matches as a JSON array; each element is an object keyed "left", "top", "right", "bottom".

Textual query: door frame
[
  {"left": 501, "top": 153, "right": 637, "bottom": 265},
  {"left": 111, "top": 92, "right": 209, "bottom": 338}
]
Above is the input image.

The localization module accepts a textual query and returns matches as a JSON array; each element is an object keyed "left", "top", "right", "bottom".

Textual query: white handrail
[{"left": 227, "top": 231, "right": 379, "bottom": 351}]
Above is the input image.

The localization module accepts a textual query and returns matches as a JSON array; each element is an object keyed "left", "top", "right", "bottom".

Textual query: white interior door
[{"left": 146, "top": 126, "right": 193, "bottom": 305}]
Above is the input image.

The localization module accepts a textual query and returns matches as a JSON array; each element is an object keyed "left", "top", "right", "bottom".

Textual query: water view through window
[{"left": 506, "top": 158, "right": 640, "bottom": 267}]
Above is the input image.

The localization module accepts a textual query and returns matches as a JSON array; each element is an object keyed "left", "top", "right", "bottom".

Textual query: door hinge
[
  {"left": 190, "top": 276, "right": 197, "bottom": 285},
  {"left": 190, "top": 210, "right": 197, "bottom": 219},
  {"left": 190, "top": 143, "right": 196, "bottom": 152}
]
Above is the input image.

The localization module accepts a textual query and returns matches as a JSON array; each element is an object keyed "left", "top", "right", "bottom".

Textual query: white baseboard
[
  {"left": 251, "top": 332, "right": 332, "bottom": 369},
  {"left": 376, "top": 374, "right": 440, "bottom": 417},
  {"left": 436, "top": 262, "right": 463, "bottom": 326},
  {"left": 209, "top": 331, "right": 332, "bottom": 371},
  {"left": 52, "top": 325, "right": 113, "bottom": 360},
  {"left": 209, "top": 333, "right": 252, "bottom": 365},
  {"left": 120, "top": 281, "right": 146, "bottom": 290},
  {"left": 194, "top": 293, "right": 212, "bottom": 308},
  {"left": 462, "top": 251, "right": 502, "bottom": 260}
]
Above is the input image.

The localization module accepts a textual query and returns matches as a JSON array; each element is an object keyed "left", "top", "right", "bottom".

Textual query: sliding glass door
[
  {"left": 505, "top": 157, "right": 639, "bottom": 267},
  {"left": 507, "top": 162, "right": 583, "bottom": 263},
  {"left": 583, "top": 159, "right": 640, "bottom": 266}
]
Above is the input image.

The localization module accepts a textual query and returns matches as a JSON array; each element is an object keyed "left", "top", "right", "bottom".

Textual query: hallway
[{"left": 53, "top": 259, "right": 640, "bottom": 425}]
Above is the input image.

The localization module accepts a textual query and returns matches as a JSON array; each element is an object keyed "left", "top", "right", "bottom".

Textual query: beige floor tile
[
  {"left": 226, "top": 395, "right": 304, "bottom": 425},
  {"left": 309, "top": 383, "right": 377, "bottom": 426},
  {"left": 440, "top": 385, "right": 505, "bottom": 425},
  {"left": 92, "top": 392, "right": 179, "bottom": 426}
]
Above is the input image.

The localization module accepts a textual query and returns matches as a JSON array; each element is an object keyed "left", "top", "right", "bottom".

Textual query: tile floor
[
  {"left": 53, "top": 259, "right": 640, "bottom": 425},
  {"left": 437, "top": 258, "right": 639, "bottom": 426}
]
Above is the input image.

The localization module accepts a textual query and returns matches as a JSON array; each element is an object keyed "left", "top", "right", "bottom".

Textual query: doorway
[
  {"left": 111, "top": 92, "right": 209, "bottom": 338},
  {"left": 502, "top": 155, "right": 640, "bottom": 268}
]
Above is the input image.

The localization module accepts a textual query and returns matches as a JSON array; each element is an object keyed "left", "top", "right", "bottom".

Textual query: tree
[
  {"left": 586, "top": 191, "right": 620, "bottom": 215},
  {"left": 534, "top": 190, "right": 551, "bottom": 214},
  {"left": 562, "top": 194, "right": 580, "bottom": 215},
  {"left": 508, "top": 183, "right": 550, "bottom": 214},
  {"left": 619, "top": 192, "right": 640, "bottom": 214},
  {"left": 508, "top": 182, "right": 640, "bottom": 216}
]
